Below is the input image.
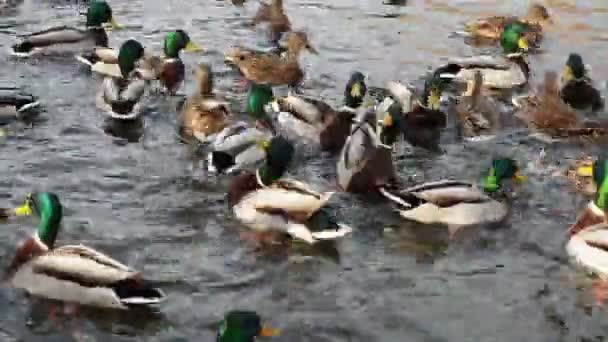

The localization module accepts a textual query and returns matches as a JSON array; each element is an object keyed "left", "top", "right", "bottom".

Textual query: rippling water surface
[{"left": 1, "top": 0, "right": 608, "bottom": 340}]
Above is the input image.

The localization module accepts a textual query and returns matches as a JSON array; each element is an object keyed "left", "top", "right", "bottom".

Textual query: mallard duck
[
  {"left": 216, "top": 311, "right": 279, "bottom": 341},
  {"left": 271, "top": 71, "right": 366, "bottom": 152},
  {"left": 252, "top": 0, "right": 291, "bottom": 43},
  {"left": 565, "top": 156, "right": 597, "bottom": 196},
  {"left": 560, "top": 53, "right": 605, "bottom": 112},
  {"left": 228, "top": 136, "right": 352, "bottom": 244},
  {"left": 224, "top": 31, "right": 317, "bottom": 87},
  {"left": 178, "top": 64, "right": 231, "bottom": 144},
  {"left": 336, "top": 104, "right": 398, "bottom": 193},
  {"left": 11, "top": 1, "right": 120, "bottom": 57},
  {"left": 566, "top": 160, "right": 608, "bottom": 302},
  {"left": 463, "top": 3, "right": 551, "bottom": 47},
  {"left": 378, "top": 158, "right": 524, "bottom": 233},
  {"left": 206, "top": 83, "right": 275, "bottom": 174},
  {"left": 515, "top": 71, "right": 608, "bottom": 140},
  {"left": 455, "top": 71, "right": 503, "bottom": 140},
  {"left": 5, "top": 192, "right": 166, "bottom": 310},
  {"left": 96, "top": 40, "right": 148, "bottom": 120},
  {"left": 437, "top": 23, "right": 530, "bottom": 89},
  {"left": 0, "top": 87, "right": 40, "bottom": 124}
]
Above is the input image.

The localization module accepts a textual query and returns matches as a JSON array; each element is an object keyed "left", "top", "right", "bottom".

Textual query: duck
[
  {"left": 514, "top": 71, "right": 608, "bottom": 140},
  {"left": 4, "top": 192, "right": 166, "bottom": 310},
  {"left": 228, "top": 136, "right": 352, "bottom": 244},
  {"left": 252, "top": 0, "right": 291, "bottom": 44},
  {"left": 0, "top": 87, "right": 41, "bottom": 125},
  {"left": 95, "top": 40, "right": 149, "bottom": 120},
  {"left": 336, "top": 103, "right": 399, "bottom": 193},
  {"left": 436, "top": 22, "right": 530, "bottom": 90},
  {"left": 178, "top": 63, "right": 231, "bottom": 144},
  {"left": 11, "top": 1, "right": 120, "bottom": 57},
  {"left": 216, "top": 311, "right": 279, "bottom": 341},
  {"left": 205, "top": 83, "right": 276, "bottom": 174},
  {"left": 224, "top": 31, "right": 318, "bottom": 88},
  {"left": 565, "top": 160, "right": 608, "bottom": 302},
  {"left": 378, "top": 158, "right": 524, "bottom": 234},
  {"left": 463, "top": 3, "right": 551, "bottom": 47},
  {"left": 560, "top": 53, "right": 605, "bottom": 112},
  {"left": 565, "top": 156, "right": 597, "bottom": 196},
  {"left": 455, "top": 70, "right": 503, "bottom": 140},
  {"left": 271, "top": 71, "right": 366, "bottom": 153}
]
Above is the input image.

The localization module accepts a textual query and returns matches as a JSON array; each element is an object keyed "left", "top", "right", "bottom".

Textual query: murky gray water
[{"left": 1, "top": 0, "right": 608, "bottom": 340}]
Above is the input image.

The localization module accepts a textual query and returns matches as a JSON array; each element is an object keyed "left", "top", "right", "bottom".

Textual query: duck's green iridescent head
[
  {"left": 501, "top": 23, "right": 529, "bottom": 54},
  {"left": 421, "top": 77, "right": 442, "bottom": 110},
  {"left": 256, "top": 136, "right": 294, "bottom": 186},
  {"left": 216, "top": 311, "right": 279, "bottom": 342},
  {"left": 592, "top": 160, "right": 608, "bottom": 209},
  {"left": 246, "top": 83, "right": 274, "bottom": 120},
  {"left": 118, "top": 39, "right": 145, "bottom": 78},
  {"left": 163, "top": 30, "right": 202, "bottom": 58},
  {"left": 482, "top": 158, "right": 526, "bottom": 193},
  {"left": 14, "top": 192, "right": 63, "bottom": 249},
  {"left": 563, "top": 53, "right": 586, "bottom": 82},
  {"left": 344, "top": 71, "right": 367, "bottom": 108},
  {"left": 86, "top": 1, "right": 116, "bottom": 28}
]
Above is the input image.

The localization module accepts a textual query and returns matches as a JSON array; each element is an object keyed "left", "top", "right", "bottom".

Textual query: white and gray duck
[{"left": 0, "top": 87, "right": 40, "bottom": 125}]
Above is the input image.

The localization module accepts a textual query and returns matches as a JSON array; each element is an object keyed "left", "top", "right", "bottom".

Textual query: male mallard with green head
[
  {"left": 379, "top": 158, "right": 525, "bottom": 235},
  {"left": 217, "top": 311, "right": 279, "bottom": 341},
  {"left": 11, "top": 1, "right": 121, "bottom": 57},
  {"left": 566, "top": 160, "right": 608, "bottom": 304},
  {"left": 224, "top": 31, "right": 318, "bottom": 88},
  {"left": 156, "top": 30, "right": 203, "bottom": 95},
  {"left": 455, "top": 71, "right": 503, "bottom": 141},
  {"left": 0, "top": 87, "right": 40, "bottom": 124},
  {"left": 178, "top": 63, "right": 231, "bottom": 144},
  {"left": 4, "top": 192, "right": 166, "bottom": 310},
  {"left": 437, "top": 22, "right": 530, "bottom": 89},
  {"left": 206, "top": 83, "right": 276, "bottom": 174},
  {"left": 560, "top": 53, "right": 604, "bottom": 112},
  {"left": 463, "top": 3, "right": 551, "bottom": 47},
  {"left": 228, "top": 136, "right": 352, "bottom": 244},
  {"left": 96, "top": 39, "right": 148, "bottom": 120},
  {"left": 271, "top": 71, "right": 367, "bottom": 152}
]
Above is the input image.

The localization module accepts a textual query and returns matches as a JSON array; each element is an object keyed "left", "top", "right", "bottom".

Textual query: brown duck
[
  {"left": 455, "top": 71, "right": 503, "bottom": 140},
  {"left": 252, "top": 0, "right": 291, "bottom": 42}
]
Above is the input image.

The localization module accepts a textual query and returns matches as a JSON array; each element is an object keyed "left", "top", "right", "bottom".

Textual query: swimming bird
[
  {"left": 560, "top": 53, "right": 604, "bottom": 112},
  {"left": 216, "top": 311, "right": 279, "bottom": 341},
  {"left": 0, "top": 87, "right": 40, "bottom": 124}
]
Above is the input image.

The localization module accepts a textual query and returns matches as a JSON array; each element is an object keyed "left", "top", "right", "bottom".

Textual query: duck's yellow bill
[
  {"left": 185, "top": 41, "right": 203, "bottom": 53},
  {"left": 514, "top": 172, "right": 527, "bottom": 183},
  {"left": 256, "top": 140, "right": 271, "bottom": 150},
  {"left": 350, "top": 83, "right": 362, "bottom": 98},
  {"left": 562, "top": 66, "right": 573, "bottom": 82},
  {"left": 259, "top": 325, "right": 280, "bottom": 337},
  {"left": 383, "top": 113, "right": 393, "bottom": 127},
  {"left": 103, "top": 18, "right": 124, "bottom": 31},
  {"left": 14, "top": 202, "right": 32, "bottom": 216},
  {"left": 576, "top": 165, "right": 593, "bottom": 177},
  {"left": 517, "top": 37, "right": 529, "bottom": 51}
]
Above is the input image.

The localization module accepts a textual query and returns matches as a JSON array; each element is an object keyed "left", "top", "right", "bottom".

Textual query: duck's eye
[{"left": 239, "top": 55, "right": 245, "bottom": 61}]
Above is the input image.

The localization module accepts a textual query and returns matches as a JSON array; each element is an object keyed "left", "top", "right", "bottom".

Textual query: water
[{"left": 1, "top": 0, "right": 607, "bottom": 340}]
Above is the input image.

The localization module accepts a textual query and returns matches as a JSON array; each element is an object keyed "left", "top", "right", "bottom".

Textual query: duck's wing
[
  {"left": 14, "top": 26, "right": 88, "bottom": 50},
  {"left": 30, "top": 244, "right": 138, "bottom": 286},
  {"left": 249, "top": 184, "right": 332, "bottom": 220},
  {"left": 275, "top": 95, "right": 329, "bottom": 125},
  {"left": 406, "top": 181, "right": 491, "bottom": 207}
]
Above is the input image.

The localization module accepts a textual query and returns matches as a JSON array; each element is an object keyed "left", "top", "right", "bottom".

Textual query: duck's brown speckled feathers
[{"left": 342, "top": 147, "right": 396, "bottom": 193}]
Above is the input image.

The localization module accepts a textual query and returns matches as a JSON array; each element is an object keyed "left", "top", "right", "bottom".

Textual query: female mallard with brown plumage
[
  {"left": 4, "top": 192, "right": 166, "bottom": 310},
  {"left": 455, "top": 71, "right": 503, "bottom": 141},
  {"left": 11, "top": 1, "right": 121, "bottom": 57},
  {"left": 228, "top": 136, "right": 352, "bottom": 244},
  {"left": 271, "top": 71, "right": 366, "bottom": 152},
  {"left": 462, "top": 3, "right": 551, "bottom": 47},
  {"left": 252, "top": 0, "right": 291, "bottom": 43},
  {"left": 224, "top": 31, "right": 318, "bottom": 88},
  {"left": 178, "top": 64, "right": 231, "bottom": 144},
  {"left": 560, "top": 53, "right": 604, "bottom": 112}
]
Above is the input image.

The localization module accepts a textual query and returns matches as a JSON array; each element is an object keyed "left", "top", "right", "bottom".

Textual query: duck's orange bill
[{"left": 259, "top": 325, "right": 280, "bottom": 337}]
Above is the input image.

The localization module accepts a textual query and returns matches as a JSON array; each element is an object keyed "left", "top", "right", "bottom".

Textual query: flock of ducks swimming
[{"left": 1, "top": 0, "right": 608, "bottom": 340}]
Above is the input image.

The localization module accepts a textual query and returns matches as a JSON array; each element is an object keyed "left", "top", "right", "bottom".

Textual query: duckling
[
  {"left": 271, "top": 71, "right": 366, "bottom": 152},
  {"left": 379, "top": 158, "right": 524, "bottom": 235},
  {"left": 5, "top": 192, "right": 166, "bottom": 310},
  {"left": 224, "top": 31, "right": 317, "bottom": 87},
  {"left": 252, "top": 0, "right": 291, "bottom": 43},
  {"left": 0, "top": 88, "right": 40, "bottom": 124},
  {"left": 96, "top": 40, "right": 148, "bottom": 120},
  {"left": 463, "top": 3, "right": 551, "bottom": 47},
  {"left": 455, "top": 71, "right": 503, "bottom": 140},
  {"left": 216, "top": 311, "right": 279, "bottom": 341},
  {"left": 178, "top": 64, "right": 231, "bottom": 144},
  {"left": 228, "top": 136, "right": 352, "bottom": 244},
  {"left": 560, "top": 53, "right": 605, "bottom": 112},
  {"left": 11, "top": 1, "right": 120, "bottom": 57},
  {"left": 437, "top": 23, "right": 530, "bottom": 89}
]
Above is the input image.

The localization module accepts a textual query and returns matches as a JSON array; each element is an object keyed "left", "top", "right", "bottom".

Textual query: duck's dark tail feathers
[
  {"left": 111, "top": 99, "right": 137, "bottom": 115},
  {"left": 112, "top": 279, "right": 166, "bottom": 305},
  {"left": 208, "top": 151, "right": 236, "bottom": 174}
]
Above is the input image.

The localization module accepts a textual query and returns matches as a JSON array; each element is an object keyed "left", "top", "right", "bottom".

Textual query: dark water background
[{"left": 1, "top": 0, "right": 608, "bottom": 340}]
